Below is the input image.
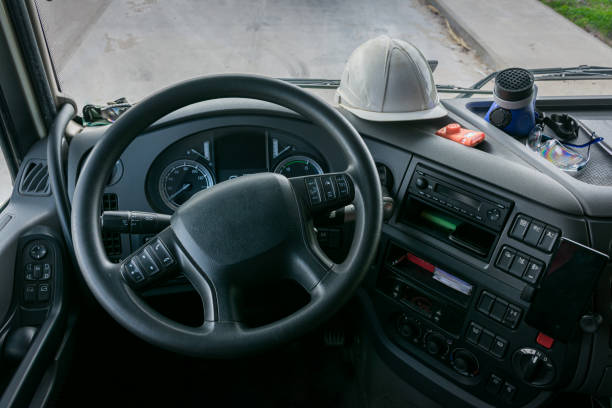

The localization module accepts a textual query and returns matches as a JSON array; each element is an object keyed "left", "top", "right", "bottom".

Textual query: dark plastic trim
[{"left": 5, "top": 0, "right": 56, "bottom": 128}]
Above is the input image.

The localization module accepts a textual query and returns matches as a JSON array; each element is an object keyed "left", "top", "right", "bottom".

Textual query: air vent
[
  {"left": 19, "top": 160, "right": 50, "bottom": 196},
  {"left": 102, "top": 193, "right": 122, "bottom": 263}
]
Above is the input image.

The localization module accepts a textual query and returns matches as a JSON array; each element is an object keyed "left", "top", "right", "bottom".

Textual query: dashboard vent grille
[
  {"left": 19, "top": 160, "right": 50, "bottom": 196},
  {"left": 102, "top": 193, "right": 122, "bottom": 263}
]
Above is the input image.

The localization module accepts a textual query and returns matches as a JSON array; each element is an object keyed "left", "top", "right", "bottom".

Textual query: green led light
[{"left": 420, "top": 210, "right": 459, "bottom": 231}]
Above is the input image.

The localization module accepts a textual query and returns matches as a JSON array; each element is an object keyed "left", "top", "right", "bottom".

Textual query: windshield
[{"left": 36, "top": 0, "right": 612, "bottom": 107}]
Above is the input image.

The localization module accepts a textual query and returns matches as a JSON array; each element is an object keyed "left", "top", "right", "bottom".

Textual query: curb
[{"left": 417, "top": 0, "right": 505, "bottom": 70}]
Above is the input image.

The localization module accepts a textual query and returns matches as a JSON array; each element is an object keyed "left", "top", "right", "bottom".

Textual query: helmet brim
[{"left": 339, "top": 103, "right": 448, "bottom": 122}]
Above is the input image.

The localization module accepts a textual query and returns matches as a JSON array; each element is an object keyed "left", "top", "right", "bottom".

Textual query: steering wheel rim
[{"left": 71, "top": 74, "right": 382, "bottom": 357}]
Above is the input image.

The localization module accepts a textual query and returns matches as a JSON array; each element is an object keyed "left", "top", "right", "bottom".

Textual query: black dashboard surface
[{"left": 65, "top": 97, "right": 612, "bottom": 408}]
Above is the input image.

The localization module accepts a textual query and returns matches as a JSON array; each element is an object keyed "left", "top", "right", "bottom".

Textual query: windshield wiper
[
  {"left": 533, "top": 65, "right": 612, "bottom": 81},
  {"left": 280, "top": 79, "right": 494, "bottom": 95},
  {"left": 436, "top": 84, "right": 492, "bottom": 95},
  {"left": 280, "top": 60, "right": 442, "bottom": 89},
  {"left": 462, "top": 65, "right": 612, "bottom": 98},
  {"left": 280, "top": 78, "right": 341, "bottom": 88}
]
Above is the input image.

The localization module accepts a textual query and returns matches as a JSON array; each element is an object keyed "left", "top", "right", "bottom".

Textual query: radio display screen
[{"left": 435, "top": 184, "right": 480, "bottom": 209}]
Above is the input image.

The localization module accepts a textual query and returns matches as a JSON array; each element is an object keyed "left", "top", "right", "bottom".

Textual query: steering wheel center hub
[{"left": 171, "top": 173, "right": 302, "bottom": 271}]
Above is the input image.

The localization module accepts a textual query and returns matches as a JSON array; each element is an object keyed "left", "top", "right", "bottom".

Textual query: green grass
[{"left": 541, "top": 0, "right": 612, "bottom": 44}]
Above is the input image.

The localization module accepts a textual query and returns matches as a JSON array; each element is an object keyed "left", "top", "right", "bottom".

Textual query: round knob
[
  {"left": 487, "top": 208, "right": 501, "bottom": 221},
  {"left": 446, "top": 123, "right": 461, "bottom": 134},
  {"left": 424, "top": 332, "right": 448, "bottom": 356},
  {"left": 512, "top": 348, "right": 555, "bottom": 386},
  {"left": 415, "top": 177, "right": 428, "bottom": 190},
  {"left": 451, "top": 349, "right": 479, "bottom": 376},
  {"left": 30, "top": 243, "right": 48, "bottom": 260},
  {"left": 396, "top": 315, "right": 421, "bottom": 340},
  {"left": 489, "top": 107, "right": 512, "bottom": 129}
]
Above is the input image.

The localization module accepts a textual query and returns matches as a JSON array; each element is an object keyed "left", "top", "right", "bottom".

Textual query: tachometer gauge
[
  {"left": 159, "top": 159, "right": 214, "bottom": 210},
  {"left": 274, "top": 155, "right": 324, "bottom": 178}
]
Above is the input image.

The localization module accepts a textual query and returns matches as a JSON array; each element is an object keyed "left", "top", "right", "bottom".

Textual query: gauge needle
[
  {"left": 189, "top": 149, "right": 207, "bottom": 160},
  {"left": 168, "top": 183, "right": 190, "bottom": 200},
  {"left": 277, "top": 145, "right": 291, "bottom": 157}
]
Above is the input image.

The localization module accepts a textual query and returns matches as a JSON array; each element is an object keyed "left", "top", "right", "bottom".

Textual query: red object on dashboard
[
  {"left": 435, "top": 123, "right": 485, "bottom": 147},
  {"left": 536, "top": 332, "right": 555, "bottom": 349}
]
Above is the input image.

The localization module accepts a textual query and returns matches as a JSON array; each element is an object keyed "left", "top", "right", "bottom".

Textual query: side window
[{"left": 0, "top": 152, "right": 12, "bottom": 205}]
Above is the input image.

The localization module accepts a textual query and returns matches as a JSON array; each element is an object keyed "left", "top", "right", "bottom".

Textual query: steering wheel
[{"left": 71, "top": 75, "right": 382, "bottom": 357}]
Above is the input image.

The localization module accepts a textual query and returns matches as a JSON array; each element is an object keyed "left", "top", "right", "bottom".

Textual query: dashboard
[{"left": 65, "top": 98, "right": 612, "bottom": 408}]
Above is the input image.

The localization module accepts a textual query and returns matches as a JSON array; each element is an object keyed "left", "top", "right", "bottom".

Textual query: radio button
[
  {"left": 490, "top": 299, "right": 509, "bottom": 322},
  {"left": 503, "top": 305, "right": 522, "bottom": 329},
  {"left": 509, "top": 253, "right": 529, "bottom": 277},
  {"left": 524, "top": 260, "right": 544, "bottom": 284},
  {"left": 537, "top": 227, "right": 559, "bottom": 253},
  {"left": 321, "top": 176, "right": 337, "bottom": 201},
  {"left": 478, "top": 292, "right": 496, "bottom": 314},
  {"left": 486, "top": 374, "right": 504, "bottom": 394},
  {"left": 466, "top": 322, "right": 482, "bottom": 344},
  {"left": 478, "top": 329, "right": 495, "bottom": 351},
  {"left": 491, "top": 336, "right": 509, "bottom": 358},
  {"left": 496, "top": 247, "right": 515, "bottom": 271},
  {"left": 510, "top": 215, "right": 531, "bottom": 240},
  {"left": 487, "top": 208, "right": 501, "bottom": 222},
  {"left": 415, "top": 177, "right": 428, "bottom": 190},
  {"left": 524, "top": 221, "right": 545, "bottom": 246}
]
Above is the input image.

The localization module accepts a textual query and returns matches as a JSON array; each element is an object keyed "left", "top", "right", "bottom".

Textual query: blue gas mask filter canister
[{"left": 485, "top": 68, "right": 537, "bottom": 138}]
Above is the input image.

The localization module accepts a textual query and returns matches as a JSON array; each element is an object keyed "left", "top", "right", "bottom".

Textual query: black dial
[
  {"left": 424, "top": 332, "right": 448, "bottom": 356},
  {"left": 396, "top": 314, "right": 421, "bottom": 340},
  {"left": 451, "top": 349, "right": 479, "bottom": 376},
  {"left": 512, "top": 348, "right": 555, "bottom": 386},
  {"left": 274, "top": 155, "right": 323, "bottom": 178},
  {"left": 159, "top": 159, "right": 214, "bottom": 210}
]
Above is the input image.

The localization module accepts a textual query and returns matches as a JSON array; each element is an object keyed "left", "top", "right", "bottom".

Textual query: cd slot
[{"left": 400, "top": 197, "right": 497, "bottom": 260}]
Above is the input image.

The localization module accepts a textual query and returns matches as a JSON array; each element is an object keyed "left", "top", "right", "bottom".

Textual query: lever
[{"left": 101, "top": 211, "right": 171, "bottom": 234}]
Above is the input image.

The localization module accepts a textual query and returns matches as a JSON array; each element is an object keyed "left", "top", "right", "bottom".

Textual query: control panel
[
  {"left": 121, "top": 237, "right": 177, "bottom": 288},
  {"left": 374, "top": 239, "right": 569, "bottom": 407},
  {"left": 496, "top": 246, "right": 545, "bottom": 285},
  {"left": 19, "top": 239, "right": 57, "bottom": 308},
  {"left": 509, "top": 214, "right": 560, "bottom": 253}
]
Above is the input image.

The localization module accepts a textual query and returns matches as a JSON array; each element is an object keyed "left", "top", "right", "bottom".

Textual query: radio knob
[
  {"left": 415, "top": 177, "right": 428, "bottom": 190},
  {"left": 451, "top": 349, "right": 479, "bottom": 376},
  {"left": 396, "top": 314, "right": 421, "bottom": 340},
  {"left": 424, "top": 332, "right": 448, "bottom": 356},
  {"left": 512, "top": 348, "right": 555, "bottom": 386}
]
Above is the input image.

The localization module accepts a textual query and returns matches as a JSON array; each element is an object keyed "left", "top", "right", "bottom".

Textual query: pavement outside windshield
[{"left": 37, "top": 0, "right": 490, "bottom": 106}]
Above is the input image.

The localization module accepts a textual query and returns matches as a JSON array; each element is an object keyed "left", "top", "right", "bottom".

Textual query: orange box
[{"left": 435, "top": 123, "right": 485, "bottom": 147}]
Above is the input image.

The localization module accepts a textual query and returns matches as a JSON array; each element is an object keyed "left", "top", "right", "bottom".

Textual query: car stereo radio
[{"left": 408, "top": 165, "right": 513, "bottom": 232}]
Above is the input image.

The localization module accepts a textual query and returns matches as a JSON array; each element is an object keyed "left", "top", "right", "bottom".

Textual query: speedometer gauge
[
  {"left": 159, "top": 159, "right": 214, "bottom": 210},
  {"left": 274, "top": 155, "right": 324, "bottom": 178}
]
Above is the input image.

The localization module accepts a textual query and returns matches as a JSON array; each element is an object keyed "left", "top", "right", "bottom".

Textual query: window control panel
[
  {"left": 509, "top": 214, "right": 560, "bottom": 253},
  {"left": 19, "top": 238, "right": 58, "bottom": 308}
]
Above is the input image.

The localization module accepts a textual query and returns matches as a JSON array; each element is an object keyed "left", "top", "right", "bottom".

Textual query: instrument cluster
[{"left": 146, "top": 126, "right": 327, "bottom": 213}]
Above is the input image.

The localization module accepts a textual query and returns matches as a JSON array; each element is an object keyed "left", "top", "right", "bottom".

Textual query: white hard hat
[{"left": 336, "top": 36, "right": 447, "bottom": 122}]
